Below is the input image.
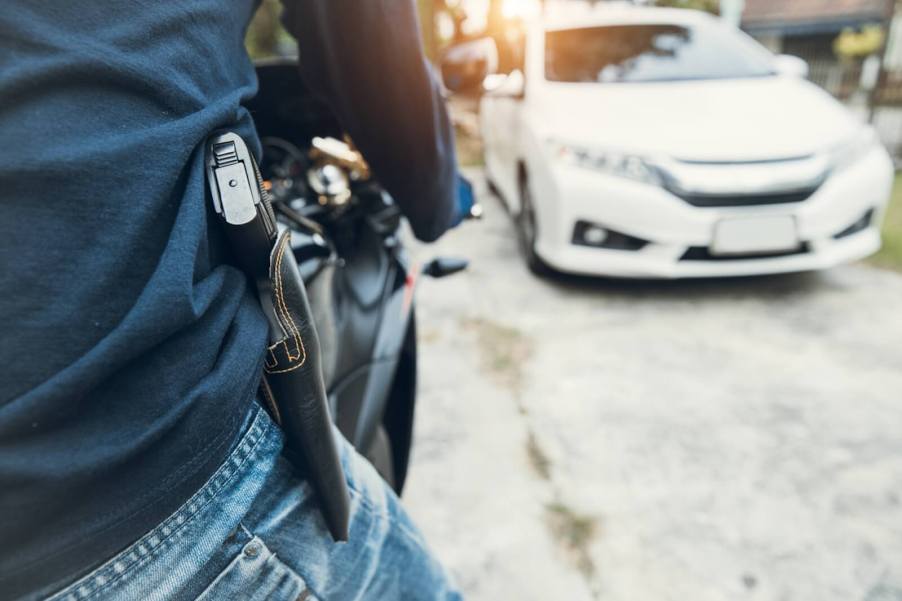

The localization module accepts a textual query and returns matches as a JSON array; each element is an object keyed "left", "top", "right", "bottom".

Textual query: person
[{"left": 0, "top": 1, "right": 464, "bottom": 599}]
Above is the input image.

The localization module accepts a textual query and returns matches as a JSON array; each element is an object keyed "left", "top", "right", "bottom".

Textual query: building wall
[{"left": 752, "top": 33, "right": 784, "bottom": 53}]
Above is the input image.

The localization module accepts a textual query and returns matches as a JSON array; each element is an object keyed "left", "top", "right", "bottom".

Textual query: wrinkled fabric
[
  {"left": 0, "top": 2, "right": 268, "bottom": 595},
  {"left": 41, "top": 407, "right": 462, "bottom": 601},
  {"left": 0, "top": 0, "right": 456, "bottom": 596}
]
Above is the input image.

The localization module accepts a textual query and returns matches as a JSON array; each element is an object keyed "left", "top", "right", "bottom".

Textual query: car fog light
[
  {"left": 833, "top": 208, "right": 875, "bottom": 240},
  {"left": 573, "top": 220, "right": 649, "bottom": 251},
  {"left": 582, "top": 226, "right": 608, "bottom": 246}
]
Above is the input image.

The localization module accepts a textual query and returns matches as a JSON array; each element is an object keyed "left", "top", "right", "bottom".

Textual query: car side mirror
[
  {"left": 774, "top": 54, "right": 809, "bottom": 79},
  {"left": 441, "top": 38, "right": 498, "bottom": 94}
]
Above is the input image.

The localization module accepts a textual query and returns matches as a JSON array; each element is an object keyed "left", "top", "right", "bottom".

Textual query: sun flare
[{"left": 502, "top": 0, "right": 541, "bottom": 20}]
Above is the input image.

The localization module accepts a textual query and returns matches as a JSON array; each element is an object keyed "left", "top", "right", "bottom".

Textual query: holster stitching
[{"left": 265, "top": 232, "right": 307, "bottom": 374}]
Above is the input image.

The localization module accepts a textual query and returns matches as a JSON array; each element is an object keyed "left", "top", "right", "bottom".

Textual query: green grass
[
  {"left": 526, "top": 432, "right": 552, "bottom": 480},
  {"left": 869, "top": 174, "right": 902, "bottom": 272},
  {"left": 544, "top": 502, "right": 599, "bottom": 579}
]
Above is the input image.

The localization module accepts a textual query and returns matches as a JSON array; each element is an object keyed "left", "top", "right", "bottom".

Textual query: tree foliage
[
  {"left": 834, "top": 25, "right": 886, "bottom": 59},
  {"left": 245, "top": 0, "right": 298, "bottom": 59}
]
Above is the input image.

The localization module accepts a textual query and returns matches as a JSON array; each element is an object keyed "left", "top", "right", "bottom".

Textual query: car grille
[
  {"left": 674, "top": 186, "right": 820, "bottom": 208},
  {"left": 679, "top": 243, "right": 810, "bottom": 262}
]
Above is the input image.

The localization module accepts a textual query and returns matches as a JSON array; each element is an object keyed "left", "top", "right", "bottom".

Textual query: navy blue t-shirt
[
  {"left": 0, "top": 0, "right": 455, "bottom": 596},
  {"left": 0, "top": 1, "right": 269, "bottom": 596}
]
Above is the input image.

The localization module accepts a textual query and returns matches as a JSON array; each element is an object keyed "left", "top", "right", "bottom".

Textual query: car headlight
[
  {"left": 546, "top": 140, "right": 662, "bottom": 186},
  {"left": 829, "top": 128, "right": 880, "bottom": 172}
]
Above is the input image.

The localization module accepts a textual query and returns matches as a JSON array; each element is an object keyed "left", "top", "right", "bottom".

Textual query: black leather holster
[
  {"left": 206, "top": 131, "right": 350, "bottom": 542},
  {"left": 258, "top": 230, "right": 350, "bottom": 541}
]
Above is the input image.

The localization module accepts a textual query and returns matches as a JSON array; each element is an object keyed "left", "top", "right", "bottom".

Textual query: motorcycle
[{"left": 245, "top": 58, "right": 473, "bottom": 494}]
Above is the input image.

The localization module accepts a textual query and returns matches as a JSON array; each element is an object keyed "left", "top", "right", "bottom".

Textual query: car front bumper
[{"left": 530, "top": 146, "right": 893, "bottom": 279}]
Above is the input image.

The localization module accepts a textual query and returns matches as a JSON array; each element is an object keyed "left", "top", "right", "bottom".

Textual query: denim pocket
[{"left": 193, "top": 535, "right": 316, "bottom": 601}]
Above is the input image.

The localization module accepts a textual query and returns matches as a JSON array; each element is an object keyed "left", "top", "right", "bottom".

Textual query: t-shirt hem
[{"left": 3, "top": 394, "right": 259, "bottom": 599}]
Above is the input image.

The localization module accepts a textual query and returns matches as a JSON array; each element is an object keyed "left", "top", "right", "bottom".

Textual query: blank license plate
[{"left": 712, "top": 216, "right": 799, "bottom": 255}]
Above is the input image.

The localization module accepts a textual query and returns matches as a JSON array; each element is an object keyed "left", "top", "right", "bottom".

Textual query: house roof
[{"left": 742, "top": 0, "right": 892, "bottom": 35}]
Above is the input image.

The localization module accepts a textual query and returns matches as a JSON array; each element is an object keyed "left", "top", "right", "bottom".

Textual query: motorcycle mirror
[
  {"left": 440, "top": 38, "right": 498, "bottom": 94},
  {"left": 422, "top": 257, "right": 469, "bottom": 279}
]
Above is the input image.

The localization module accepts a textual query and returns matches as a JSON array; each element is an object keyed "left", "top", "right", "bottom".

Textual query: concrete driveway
[{"left": 403, "top": 172, "right": 902, "bottom": 601}]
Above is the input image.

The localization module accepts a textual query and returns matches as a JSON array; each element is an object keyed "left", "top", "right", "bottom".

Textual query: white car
[{"left": 478, "top": 6, "right": 893, "bottom": 278}]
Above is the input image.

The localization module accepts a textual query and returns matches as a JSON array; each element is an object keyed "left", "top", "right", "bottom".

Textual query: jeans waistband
[{"left": 46, "top": 404, "right": 284, "bottom": 601}]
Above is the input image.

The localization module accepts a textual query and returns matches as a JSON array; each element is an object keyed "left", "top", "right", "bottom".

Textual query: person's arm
[{"left": 279, "top": 0, "right": 457, "bottom": 242}]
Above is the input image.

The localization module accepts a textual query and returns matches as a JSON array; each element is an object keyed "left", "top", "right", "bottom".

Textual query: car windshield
[{"left": 545, "top": 23, "right": 776, "bottom": 83}]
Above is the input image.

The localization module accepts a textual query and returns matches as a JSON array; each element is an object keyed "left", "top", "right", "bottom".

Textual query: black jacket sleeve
[{"left": 279, "top": 0, "right": 457, "bottom": 242}]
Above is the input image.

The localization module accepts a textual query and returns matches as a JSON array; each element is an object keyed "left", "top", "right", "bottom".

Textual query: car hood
[{"left": 534, "top": 76, "right": 861, "bottom": 162}]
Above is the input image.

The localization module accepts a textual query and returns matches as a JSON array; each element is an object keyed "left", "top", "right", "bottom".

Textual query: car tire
[
  {"left": 517, "top": 172, "right": 553, "bottom": 277},
  {"left": 484, "top": 158, "right": 511, "bottom": 213},
  {"left": 486, "top": 175, "right": 501, "bottom": 198},
  {"left": 487, "top": 175, "right": 514, "bottom": 216}
]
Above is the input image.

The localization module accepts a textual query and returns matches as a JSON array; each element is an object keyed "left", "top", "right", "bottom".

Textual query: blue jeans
[{"left": 43, "top": 406, "right": 462, "bottom": 601}]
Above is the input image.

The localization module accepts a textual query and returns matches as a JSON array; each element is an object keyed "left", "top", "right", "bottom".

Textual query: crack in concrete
[{"left": 463, "top": 315, "right": 601, "bottom": 598}]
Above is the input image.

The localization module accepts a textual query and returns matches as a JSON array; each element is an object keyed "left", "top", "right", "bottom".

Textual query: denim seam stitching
[
  {"left": 83, "top": 420, "right": 270, "bottom": 599},
  {"left": 54, "top": 412, "right": 274, "bottom": 601},
  {"left": 253, "top": 538, "right": 323, "bottom": 601},
  {"left": 6, "top": 417, "right": 236, "bottom": 582},
  {"left": 266, "top": 550, "right": 314, "bottom": 599},
  {"left": 77, "top": 421, "right": 270, "bottom": 599},
  {"left": 8, "top": 383, "right": 263, "bottom": 584},
  {"left": 192, "top": 537, "right": 264, "bottom": 601}
]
